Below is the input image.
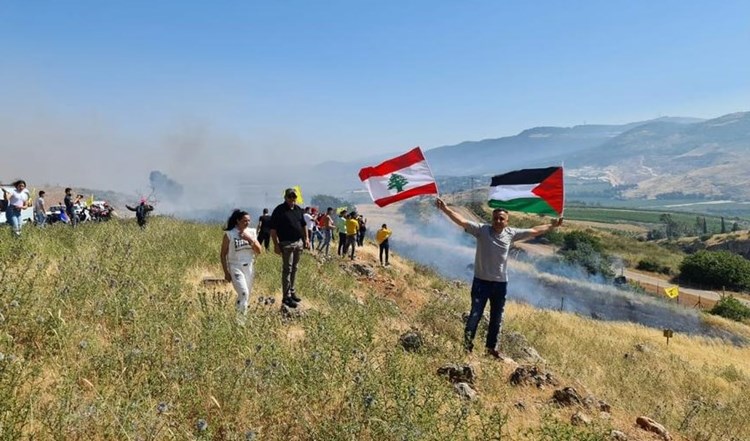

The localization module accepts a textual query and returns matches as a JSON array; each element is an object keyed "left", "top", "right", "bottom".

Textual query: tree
[
  {"left": 721, "top": 217, "right": 727, "bottom": 234},
  {"left": 309, "top": 194, "right": 353, "bottom": 211},
  {"left": 679, "top": 250, "right": 750, "bottom": 292},
  {"left": 387, "top": 174, "right": 409, "bottom": 193},
  {"left": 732, "top": 222, "right": 740, "bottom": 232}
]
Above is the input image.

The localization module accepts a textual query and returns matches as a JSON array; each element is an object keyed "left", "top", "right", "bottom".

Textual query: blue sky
[{"left": 1, "top": 0, "right": 749, "bottom": 190}]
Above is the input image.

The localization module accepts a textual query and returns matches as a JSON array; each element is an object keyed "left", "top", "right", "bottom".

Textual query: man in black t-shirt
[
  {"left": 270, "top": 188, "right": 309, "bottom": 308},
  {"left": 256, "top": 208, "right": 272, "bottom": 250},
  {"left": 63, "top": 187, "right": 82, "bottom": 227}
]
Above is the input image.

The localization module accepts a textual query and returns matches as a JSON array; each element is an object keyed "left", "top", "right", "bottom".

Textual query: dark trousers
[
  {"left": 337, "top": 232, "right": 347, "bottom": 256},
  {"left": 257, "top": 231, "right": 270, "bottom": 250},
  {"left": 357, "top": 229, "right": 366, "bottom": 246},
  {"left": 379, "top": 240, "right": 389, "bottom": 264},
  {"left": 464, "top": 278, "right": 508, "bottom": 351}
]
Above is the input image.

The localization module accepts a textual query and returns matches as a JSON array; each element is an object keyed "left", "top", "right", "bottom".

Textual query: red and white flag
[{"left": 358, "top": 147, "right": 438, "bottom": 207}]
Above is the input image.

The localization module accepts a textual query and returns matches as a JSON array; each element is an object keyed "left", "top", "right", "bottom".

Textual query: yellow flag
[
  {"left": 336, "top": 206, "right": 348, "bottom": 215},
  {"left": 664, "top": 286, "right": 679, "bottom": 299},
  {"left": 87, "top": 194, "right": 95, "bottom": 207},
  {"left": 282, "top": 185, "right": 304, "bottom": 205}
]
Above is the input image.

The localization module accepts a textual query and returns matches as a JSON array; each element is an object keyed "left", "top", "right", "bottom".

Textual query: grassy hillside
[{"left": 1, "top": 218, "right": 749, "bottom": 440}]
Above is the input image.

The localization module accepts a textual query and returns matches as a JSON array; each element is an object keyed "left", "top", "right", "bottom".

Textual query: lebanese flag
[
  {"left": 358, "top": 147, "right": 438, "bottom": 207},
  {"left": 488, "top": 167, "right": 564, "bottom": 216}
]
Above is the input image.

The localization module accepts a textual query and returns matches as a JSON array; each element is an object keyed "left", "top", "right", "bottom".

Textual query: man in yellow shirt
[
  {"left": 344, "top": 213, "right": 359, "bottom": 260},
  {"left": 376, "top": 224, "right": 392, "bottom": 266}
]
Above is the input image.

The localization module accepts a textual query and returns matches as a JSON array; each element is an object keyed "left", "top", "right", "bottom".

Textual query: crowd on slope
[{"left": 2, "top": 179, "right": 154, "bottom": 237}]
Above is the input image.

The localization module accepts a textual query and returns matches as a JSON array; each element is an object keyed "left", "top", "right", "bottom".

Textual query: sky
[{"left": 1, "top": 0, "right": 749, "bottom": 196}]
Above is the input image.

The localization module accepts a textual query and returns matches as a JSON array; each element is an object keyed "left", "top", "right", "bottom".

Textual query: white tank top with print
[{"left": 226, "top": 227, "right": 257, "bottom": 265}]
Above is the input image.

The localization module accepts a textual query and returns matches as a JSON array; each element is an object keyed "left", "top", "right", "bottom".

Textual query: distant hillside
[{"left": 425, "top": 117, "right": 702, "bottom": 177}]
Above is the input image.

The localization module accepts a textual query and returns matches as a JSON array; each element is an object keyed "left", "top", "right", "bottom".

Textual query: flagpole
[
  {"left": 419, "top": 146, "right": 440, "bottom": 197},
  {"left": 560, "top": 161, "right": 565, "bottom": 219}
]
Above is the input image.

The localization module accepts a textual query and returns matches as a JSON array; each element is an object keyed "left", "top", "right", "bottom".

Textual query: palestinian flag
[
  {"left": 488, "top": 167, "right": 564, "bottom": 216},
  {"left": 358, "top": 147, "right": 438, "bottom": 207}
]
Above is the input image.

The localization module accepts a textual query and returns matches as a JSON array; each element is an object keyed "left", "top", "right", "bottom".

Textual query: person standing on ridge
[
  {"left": 270, "top": 188, "right": 308, "bottom": 308},
  {"left": 257, "top": 208, "right": 272, "bottom": 250},
  {"left": 63, "top": 188, "right": 83, "bottom": 227},
  {"left": 221, "top": 209, "right": 262, "bottom": 315},
  {"left": 33, "top": 190, "right": 47, "bottom": 227},
  {"left": 376, "top": 223, "right": 392, "bottom": 266},
  {"left": 435, "top": 197, "right": 562, "bottom": 359},
  {"left": 344, "top": 212, "right": 359, "bottom": 260},
  {"left": 336, "top": 209, "right": 348, "bottom": 256},
  {"left": 316, "top": 207, "right": 335, "bottom": 256}
]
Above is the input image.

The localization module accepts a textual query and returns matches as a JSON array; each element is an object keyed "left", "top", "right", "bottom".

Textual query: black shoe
[
  {"left": 282, "top": 297, "right": 298, "bottom": 308},
  {"left": 485, "top": 348, "right": 507, "bottom": 360},
  {"left": 290, "top": 293, "right": 302, "bottom": 302}
]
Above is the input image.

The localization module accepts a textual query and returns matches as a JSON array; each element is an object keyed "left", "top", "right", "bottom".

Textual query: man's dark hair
[
  {"left": 65, "top": 187, "right": 72, "bottom": 193},
  {"left": 262, "top": 208, "right": 269, "bottom": 214},
  {"left": 39, "top": 190, "right": 45, "bottom": 197},
  {"left": 492, "top": 208, "right": 509, "bottom": 215}
]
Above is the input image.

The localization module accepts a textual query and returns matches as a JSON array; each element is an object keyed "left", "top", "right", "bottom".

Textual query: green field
[{"left": 564, "top": 206, "right": 749, "bottom": 231}]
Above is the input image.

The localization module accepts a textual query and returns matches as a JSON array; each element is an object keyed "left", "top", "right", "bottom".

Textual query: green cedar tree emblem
[{"left": 387, "top": 173, "right": 409, "bottom": 192}]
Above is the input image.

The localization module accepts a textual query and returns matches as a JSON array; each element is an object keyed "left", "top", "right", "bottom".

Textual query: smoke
[{"left": 362, "top": 205, "right": 745, "bottom": 345}]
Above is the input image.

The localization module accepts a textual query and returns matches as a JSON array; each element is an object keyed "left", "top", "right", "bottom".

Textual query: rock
[
  {"left": 635, "top": 343, "right": 653, "bottom": 353},
  {"left": 399, "top": 330, "right": 424, "bottom": 352},
  {"left": 351, "top": 263, "right": 375, "bottom": 278},
  {"left": 571, "top": 411, "right": 591, "bottom": 426},
  {"left": 636, "top": 416, "right": 672, "bottom": 441},
  {"left": 599, "top": 400, "right": 612, "bottom": 413},
  {"left": 502, "top": 332, "right": 545, "bottom": 364},
  {"left": 437, "top": 363, "right": 476, "bottom": 384},
  {"left": 552, "top": 387, "right": 582, "bottom": 406},
  {"left": 453, "top": 382, "right": 477, "bottom": 401},
  {"left": 509, "top": 365, "right": 558, "bottom": 388},
  {"left": 610, "top": 430, "right": 628, "bottom": 440}
]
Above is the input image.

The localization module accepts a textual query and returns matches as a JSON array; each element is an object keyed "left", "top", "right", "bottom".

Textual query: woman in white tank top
[{"left": 220, "top": 210, "right": 262, "bottom": 314}]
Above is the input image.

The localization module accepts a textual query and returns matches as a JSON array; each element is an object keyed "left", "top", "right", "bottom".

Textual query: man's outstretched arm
[
  {"left": 529, "top": 218, "right": 564, "bottom": 237},
  {"left": 436, "top": 198, "right": 470, "bottom": 229}
]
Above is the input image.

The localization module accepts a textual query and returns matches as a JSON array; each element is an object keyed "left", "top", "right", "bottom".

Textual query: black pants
[
  {"left": 337, "top": 232, "right": 347, "bottom": 255},
  {"left": 464, "top": 278, "right": 508, "bottom": 351},
  {"left": 379, "top": 240, "right": 389, "bottom": 264},
  {"left": 257, "top": 231, "right": 270, "bottom": 250},
  {"left": 357, "top": 229, "right": 366, "bottom": 246}
]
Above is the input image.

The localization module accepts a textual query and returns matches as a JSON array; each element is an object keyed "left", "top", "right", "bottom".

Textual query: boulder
[
  {"left": 571, "top": 411, "right": 592, "bottom": 426},
  {"left": 453, "top": 382, "right": 477, "bottom": 401},
  {"left": 399, "top": 330, "right": 424, "bottom": 352},
  {"left": 509, "top": 365, "right": 558, "bottom": 388},
  {"left": 610, "top": 430, "right": 628, "bottom": 440},
  {"left": 636, "top": 416, "right": 672, "bottom": 441},
  {"left": 437, "top": 363, "right": 476, "bottom": 384},
  {"left": 552, "top": 387, "right": 582, "bottom": 406}
]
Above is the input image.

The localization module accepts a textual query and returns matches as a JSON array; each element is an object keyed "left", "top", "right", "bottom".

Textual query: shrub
[
  {"left": 679, "top": 250, "right": 750, "bottom": 291},
  {"left": 709, "top": 296, "right": 750, "bottom": 322},
  {"left": 636, "top": 257, "right": 672, "bottom": 275}
]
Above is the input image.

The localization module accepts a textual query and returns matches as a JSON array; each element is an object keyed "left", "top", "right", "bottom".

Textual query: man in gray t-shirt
[{"left": 436, "top": 197, "right": 562, "bottom": 358}]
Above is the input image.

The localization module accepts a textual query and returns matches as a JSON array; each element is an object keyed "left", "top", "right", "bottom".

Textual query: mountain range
[{"left": 315, "top": 111, "right": 750, "bottom": 201}]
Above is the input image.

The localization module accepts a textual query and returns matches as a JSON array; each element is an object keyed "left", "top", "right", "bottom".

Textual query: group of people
[
  {"left": 220, "top": 187, "right": 564, "bottom": 361},
  {"left": 2, "top": 179, "right": 155, "bottom": 237},
  {"left": 220, "top": 188, "right": 396, "bottom": 315}
]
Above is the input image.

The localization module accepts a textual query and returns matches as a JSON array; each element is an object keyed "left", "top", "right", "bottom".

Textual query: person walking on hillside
[
  {"left": 126, "top": 198, "right": 154, "bottom": 229},
  {"left": 270, "top": 188, "right": 308, "bottom": 308},
  {"left": 34, "top": 190, "right": 47, "bottom": 227},
  {"left": 376, "top": 223, "right": 392, "bottom": 266},
  {"left": 257, "top": 208, "right": 272, "bottom": 250},
  {"left": 435, "top": 197, "right": 563, "bottom": 358},
  {"left": 316, "top": 207, "right": 335, "bottom": 256},
  {"left": 336, "top": 209, "right": 348, "bottom": 256},
  {"left": 344, "top": 212, "right": 359, "bottom": 260},
  {"left": 63, "top": 188, "right": 83, "bottom": 227},
  {"left": 2, "top": 180, "right": 31, "bottom": 237},
  {"left": 221, "top": 209, "right": 263, "bottom": 315}
]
